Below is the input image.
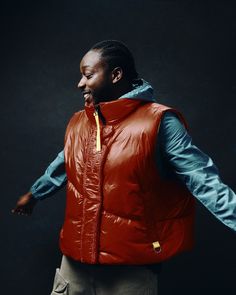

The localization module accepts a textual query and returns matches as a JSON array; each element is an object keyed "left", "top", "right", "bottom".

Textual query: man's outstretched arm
[
  {"left": 12, "top": 150, "right": 67, "bottom": 216},
  {"left": 30, "top": 150, "right": 67, "bottom": 200},
  {"left": 159, "top": 112, "right": 236, "bottom": 232}
]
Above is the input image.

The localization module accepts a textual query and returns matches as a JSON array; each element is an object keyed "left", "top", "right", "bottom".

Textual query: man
[{"left": 12, "top": 40, "right": 236, "bottom": 295}]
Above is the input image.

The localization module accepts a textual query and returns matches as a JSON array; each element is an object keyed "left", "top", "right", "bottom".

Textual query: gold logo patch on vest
[{"left": 152, "top": 241, "right": 161, "bottom": 253}]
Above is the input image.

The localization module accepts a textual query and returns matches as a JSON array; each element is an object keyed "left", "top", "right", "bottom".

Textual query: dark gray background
[{"left": 1, "top": 1, "right": 236, "bottom": 294}]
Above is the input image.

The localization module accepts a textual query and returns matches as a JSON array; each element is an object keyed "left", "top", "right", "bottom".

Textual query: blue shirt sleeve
[
  {"left": 30, "top": 150, "right": 67, "bottom": 200},
  {"left": 158, "top": 111, "right": 236, "bottom": 232}
]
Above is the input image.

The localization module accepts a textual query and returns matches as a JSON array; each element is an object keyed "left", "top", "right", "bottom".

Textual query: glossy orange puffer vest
[{"left": 60, "top": 99, "right": 195, "bottom": 265}]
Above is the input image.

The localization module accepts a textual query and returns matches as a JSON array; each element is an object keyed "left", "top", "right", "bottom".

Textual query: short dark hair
[{"left": 90, "top": 40, "right": 139, "bottom": 82}]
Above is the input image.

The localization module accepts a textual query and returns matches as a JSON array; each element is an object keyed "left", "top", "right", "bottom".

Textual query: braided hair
[{"left": 90, "top": 40, "right": 139, "bottom": 83}]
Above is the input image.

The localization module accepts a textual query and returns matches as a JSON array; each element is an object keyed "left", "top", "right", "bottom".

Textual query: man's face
[{"left": 78, "top": 50, "right": 113, "bottom": 107}]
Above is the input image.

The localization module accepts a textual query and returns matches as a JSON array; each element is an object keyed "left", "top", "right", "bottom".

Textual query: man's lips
[
  {"left": 82, "top": 91, "right": 94, "bottom": 106},
  {"left": 83, "top": 91, "right": 92, "bottom": 100}
]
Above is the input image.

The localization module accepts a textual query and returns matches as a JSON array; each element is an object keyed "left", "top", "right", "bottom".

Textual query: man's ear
[{"left": 111, "top": 67, "right": 123, "bottom": 84}]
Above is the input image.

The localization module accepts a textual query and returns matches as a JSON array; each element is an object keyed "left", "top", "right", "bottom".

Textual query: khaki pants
[{"left": 50, "top": 255, "right": 158, "bottom": 295}]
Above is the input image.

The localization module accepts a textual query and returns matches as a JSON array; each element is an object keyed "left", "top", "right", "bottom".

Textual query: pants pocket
[{"left": 50, "top": 268, "right": 69, "bottom": 295}]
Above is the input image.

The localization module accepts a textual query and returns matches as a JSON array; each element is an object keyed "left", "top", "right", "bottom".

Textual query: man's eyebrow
[{"left": 81, "top": 65, "right": 91, "bottom": 69}]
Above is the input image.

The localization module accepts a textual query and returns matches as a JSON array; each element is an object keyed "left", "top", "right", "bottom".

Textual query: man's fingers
[
  {"left": 12, "top": 193, "right": 36, "bottom": 216},
  {"left": 11, "top": 208, "right": 20, "bottom": 214},
  {"left": 11, "top": 207, "right": 31, "bottom": 216}
]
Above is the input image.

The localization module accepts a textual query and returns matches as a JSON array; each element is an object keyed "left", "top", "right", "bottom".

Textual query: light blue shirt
[{"left": 30, "top": 111, "right": 236, "bottom": 232}]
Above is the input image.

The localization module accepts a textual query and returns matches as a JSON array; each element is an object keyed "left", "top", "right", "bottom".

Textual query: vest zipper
[{"left": 93, "top": 109, "right": 101, "bottom": 151}]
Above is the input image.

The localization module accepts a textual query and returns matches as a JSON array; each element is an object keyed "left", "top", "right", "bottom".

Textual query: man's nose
[{"left": 77, "top": 76, "right": 86, "bottom": 89}]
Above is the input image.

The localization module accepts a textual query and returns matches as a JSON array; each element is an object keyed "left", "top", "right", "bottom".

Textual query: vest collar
[{"left": 85, "top": 98, "right": 145, "bottom": 125}]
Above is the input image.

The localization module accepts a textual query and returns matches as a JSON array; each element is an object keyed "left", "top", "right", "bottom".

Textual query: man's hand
[{"left": 11, "top": 192, "right": 38, "bottom": 216}]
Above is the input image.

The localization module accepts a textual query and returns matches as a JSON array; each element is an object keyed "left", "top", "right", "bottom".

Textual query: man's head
[{"left": 78, "top": 40, "right": 138, "bottom": 106}]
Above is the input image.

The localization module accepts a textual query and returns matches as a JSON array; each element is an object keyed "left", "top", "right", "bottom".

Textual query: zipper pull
[{"left": 93, "top": 110, "right": 101, "bottom": 151}]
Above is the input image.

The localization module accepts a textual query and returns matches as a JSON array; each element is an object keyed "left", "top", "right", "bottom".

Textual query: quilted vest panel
[{"left": 60, "top": 99, "right": 195, "bottom": 264}]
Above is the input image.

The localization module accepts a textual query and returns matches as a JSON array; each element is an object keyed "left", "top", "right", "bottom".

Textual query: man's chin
[
  {"left": 84, "top": 97, "right": 95, "bottom": 107},
  {"left": 84, "top": 101, "right": 94, "bottom": 107},
  {"left": 84, "top": 95, "right": 106, "bottom": 107}
]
